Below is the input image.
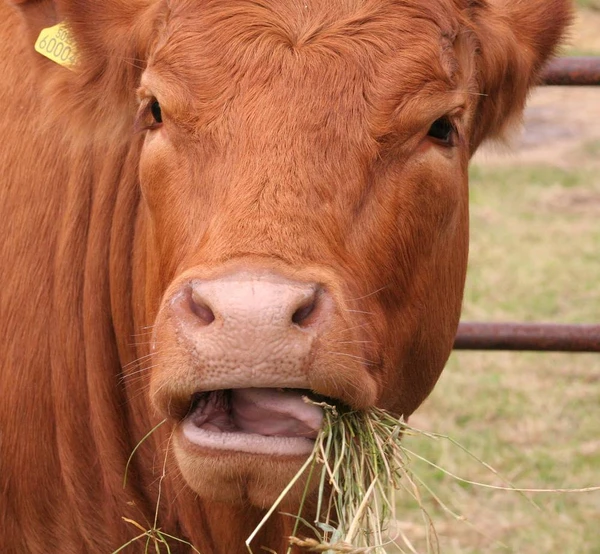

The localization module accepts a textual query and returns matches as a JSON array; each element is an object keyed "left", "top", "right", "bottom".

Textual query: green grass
[
  {"left": 464, "top": 164, "right": 600, "bottom": 324},
  {"left": 576, "top": 0, "right": 600, "bottom": 10},
  {"left": 562, "top": 48, "right": 600, "bottom": 56},
  {"left": 394, "top": 162, "right": 600, "bottom": 553},
  {"left": 561, "top": 4, "right": 600, "bottom": 57},
  {"left": 581, "top": 139, "right": 600, "bottom": 159}
]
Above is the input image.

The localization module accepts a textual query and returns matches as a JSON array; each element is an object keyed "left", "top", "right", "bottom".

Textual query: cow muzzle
[
  {"left": 148, "top": 266, "right": 379, "bottom": 504},
  {"left": 150, "top": 270, "right": 338, "bottom": 456}
]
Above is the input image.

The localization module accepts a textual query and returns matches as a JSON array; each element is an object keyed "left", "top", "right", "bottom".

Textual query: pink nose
[
  {"left": 185, "top": 274, "right": 321, "bottom": 329},
  {"left": 170, "top": 271, "right": 330, "bottom": 390}
]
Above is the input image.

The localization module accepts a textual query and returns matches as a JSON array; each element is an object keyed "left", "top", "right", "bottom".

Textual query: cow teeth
[{"left": 192, "top": 414, "right": 208, "bottom": 426}]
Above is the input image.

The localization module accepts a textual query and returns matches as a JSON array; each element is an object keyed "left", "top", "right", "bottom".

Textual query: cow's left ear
[
  {"left": 468, "top": 0, "right": 572, "bottom": 152},
  {"left": 6, "top": 0, "right": 62, "bottom": 41}
]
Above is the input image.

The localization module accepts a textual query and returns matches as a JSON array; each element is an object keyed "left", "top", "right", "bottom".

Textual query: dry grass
[
  {"left": 249, "top": 382, "right": 599, "bottom": 554},
  {"left": 113, "top": 420, "right": 202, "bottom": 554},
  {"left": 248, "top": 404, "right": 428, "bottom": 554}
]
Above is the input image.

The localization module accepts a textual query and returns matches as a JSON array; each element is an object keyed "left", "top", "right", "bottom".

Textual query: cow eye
[
  {"left": 133, "top": 96, "right": 164, "bottom": 133},
  {"left": 427, "top": 117, "right": 456, "bottom": 146},
  {"left": 150, "top": 100, "right": 162, "bottom": 124}
]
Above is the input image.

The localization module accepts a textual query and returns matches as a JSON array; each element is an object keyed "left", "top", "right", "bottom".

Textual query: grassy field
[
  {"left": 391, "top": 8, "right": 600, "bottom": 554},
  {"left": 563, "top": 2, "right": 600, "bottom": 56},
  {"left": 576, "top": 0, "right": 600, "bottom": 10}
]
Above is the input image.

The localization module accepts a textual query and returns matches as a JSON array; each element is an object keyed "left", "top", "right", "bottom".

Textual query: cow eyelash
[
  {"left": 134, "top": 97, "right": 163, "bottom": 133},
  {"left": 427, "top": 116, "right": 457, "bottom": 146}
]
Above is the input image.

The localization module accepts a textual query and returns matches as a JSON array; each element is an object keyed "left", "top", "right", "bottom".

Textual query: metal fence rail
[
  {"left": 541, "top": 57, "right": 600, "bottom": 86},
  {"left": 454, "top": 323, "right": 600, "bottom": 352},
  {"left": 454, "top": 57, "right": 599, "bottom": 353}
]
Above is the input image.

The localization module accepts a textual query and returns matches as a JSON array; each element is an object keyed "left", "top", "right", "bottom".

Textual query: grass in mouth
[
  {"left": 247, "top": 400, "right": 600, "bottom": 554},
  {"left": 113, "top": 401, "right": 600, "bottom": 554},
  {"left": 247, "top": 402, "right": 439, "bottom": 554}
]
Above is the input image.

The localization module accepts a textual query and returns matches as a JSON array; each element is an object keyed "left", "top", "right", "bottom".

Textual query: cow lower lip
[
  {"left": 180, "top": 388, "right": 325, "bottom": 455},
  {"left": 181, "top": 419, "right": 317, "bottom": 455}
]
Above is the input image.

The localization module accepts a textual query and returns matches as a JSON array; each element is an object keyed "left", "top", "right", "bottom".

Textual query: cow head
[
  {"left": 11, "top": 0, "right": 571, "bottom": 510},
  {"left": 138, "top": 1, "right": 476, "bottom": 506}
]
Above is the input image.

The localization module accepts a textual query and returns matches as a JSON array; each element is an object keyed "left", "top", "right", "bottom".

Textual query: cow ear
[
  {"left": 7, "top": 0, "right": 159, "bottom": 64},
  {"left": 468, "top": 0, "right": 572, "bottom": 152},
  {"left": 57, "top": 1, "right": 159, "bottom": 66},
  {"left": 6, "top": 0, "right": 62, "bottom": 41},
  {"left": 9, "top": 0, "right": 161, "bottom": 137}
]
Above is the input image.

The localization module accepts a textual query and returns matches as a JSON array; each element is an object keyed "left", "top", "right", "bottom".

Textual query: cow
[{"left": 0, "top": 0, "right": 570, "bottom": 552}]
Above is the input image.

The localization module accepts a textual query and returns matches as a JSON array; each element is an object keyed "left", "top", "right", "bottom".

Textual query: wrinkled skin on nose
[{"left": 168, "top": 273, "right": 327, "bottom": 392}]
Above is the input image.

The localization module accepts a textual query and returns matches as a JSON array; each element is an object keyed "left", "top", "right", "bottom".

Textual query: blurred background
[{"left": 396, "top": 2, "right": 600, "bottom": 552}]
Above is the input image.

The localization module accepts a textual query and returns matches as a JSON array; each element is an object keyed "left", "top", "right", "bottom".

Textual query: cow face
[
  {"left": 135, "top": 0, "right": 470, "bottom": 506},
  {"left": 127, "top": 0, "right": 570, "bottom": 507}
]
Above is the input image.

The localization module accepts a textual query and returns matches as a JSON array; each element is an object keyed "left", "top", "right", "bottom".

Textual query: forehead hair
[{"left": 146, "top": 0, "right": 469, "bottom": 130}]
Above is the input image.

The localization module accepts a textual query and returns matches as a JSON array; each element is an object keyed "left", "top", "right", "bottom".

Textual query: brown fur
[{"left": 0, "top": 0, "right": 570, "bottom": 552}]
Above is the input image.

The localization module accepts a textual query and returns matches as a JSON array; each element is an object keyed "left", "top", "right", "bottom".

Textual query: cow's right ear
[
  {"left": 8, "top": 0, "right": 159, "bottom": 65},
  {"left": 9, "top": 0, "right": 161, "bottom": 136},
  {"left": 467, "top": 0, "right": 572, "bottom": 153}
]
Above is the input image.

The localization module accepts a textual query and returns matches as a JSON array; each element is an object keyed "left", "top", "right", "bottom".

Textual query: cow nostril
[
  {"left": 189, "top": 290, "right": 215, "bottom": 326},
  {"left": 291, "top": 294, "right": 318, "bottom": 327}
]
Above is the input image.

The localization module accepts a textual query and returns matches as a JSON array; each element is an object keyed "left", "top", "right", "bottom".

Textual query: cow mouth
[{"left": 180, "top": 388, "right": 328, "bottom": 456}]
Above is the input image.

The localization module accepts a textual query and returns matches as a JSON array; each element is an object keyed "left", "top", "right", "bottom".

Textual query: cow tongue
[{"left": 230, "top": 388, "right": 323, "bottom": 439}]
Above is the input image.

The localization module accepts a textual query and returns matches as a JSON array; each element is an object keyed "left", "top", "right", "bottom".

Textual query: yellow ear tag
[{"left": 35, "top": 23, "right": 77, "bottom": 70}]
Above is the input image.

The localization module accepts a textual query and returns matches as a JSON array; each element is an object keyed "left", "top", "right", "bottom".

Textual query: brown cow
[{"left": 0, "top": 0, "right": 570, "bottom": 552}]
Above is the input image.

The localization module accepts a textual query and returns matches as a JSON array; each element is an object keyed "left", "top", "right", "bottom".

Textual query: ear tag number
[{"left": 35, "top": 23, "right": 77, "bottom": 70}]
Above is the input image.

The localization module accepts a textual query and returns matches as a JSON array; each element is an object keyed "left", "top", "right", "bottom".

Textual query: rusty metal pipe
[
  {"left": 454, "top": 322, "right": 600, "bottom": 352},
  {"left": 541, "top": 57, "right": 600, "bottom": 86}
]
